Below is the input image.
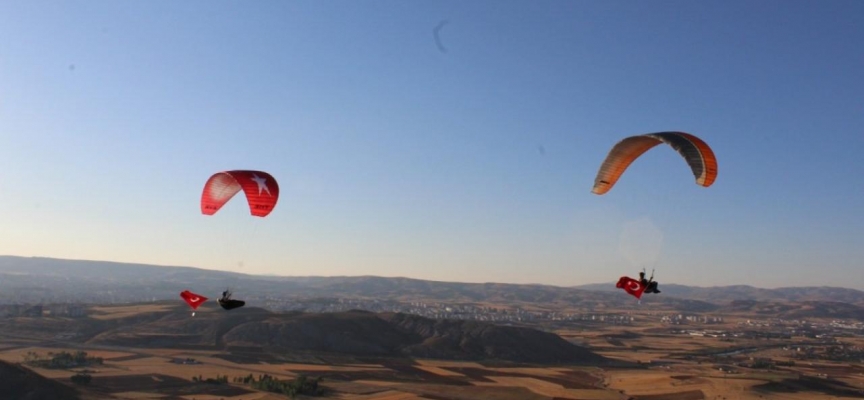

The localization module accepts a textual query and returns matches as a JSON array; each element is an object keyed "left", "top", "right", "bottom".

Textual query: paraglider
[
  {"left": 592, "top": 132, "right": 717, "bottom": 195},
  {"left": 616, "top": 269, "right": 661, "bottom": 300},
  {"left": 200, "top": 169, "right": 280, "bottom": 311},
  {"left": 201, "top": 170, "right": 280, "bottom": 217},
  {"left": 217, "top": 289, "right": 246, "bottom": 311},
  {"left": 180, "top": 290, "right": 208, "bottom": 316}
]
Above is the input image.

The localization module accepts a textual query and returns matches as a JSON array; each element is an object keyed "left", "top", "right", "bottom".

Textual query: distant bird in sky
[{"left": 433, "top": 20, "right": 449, "bottom": 53}]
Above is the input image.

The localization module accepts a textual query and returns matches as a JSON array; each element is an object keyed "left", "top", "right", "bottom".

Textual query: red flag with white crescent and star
[
  {"left": 201, "top": 170, "right": 280, "bottom": 217},
  {"left": 180, "top": 290, "right": 208, "bottom": 310},
  {"left": 616, "top": 276, "right": 647, "bottom": 299}
]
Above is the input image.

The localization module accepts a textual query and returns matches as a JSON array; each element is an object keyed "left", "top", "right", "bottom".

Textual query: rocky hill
[
  {"left": 381, "top": 312, "right": 605, "bottom": 363},
  {"left": 0, "top": 359, "right": 83, "bottom": 400},
  {"left": 85, "top": 306, "right": 609, "bottom": 365}
]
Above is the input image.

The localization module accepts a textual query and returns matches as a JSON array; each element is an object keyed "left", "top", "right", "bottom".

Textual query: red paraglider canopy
[
  {"left": 616, "top": 276, "right": 647, "bottom": 300},
  {"left": 180, "top": 290, "right": 208, "bottom": 310},
  {"left": 201, "top": 170, "right": 279, "bottom": 217}
]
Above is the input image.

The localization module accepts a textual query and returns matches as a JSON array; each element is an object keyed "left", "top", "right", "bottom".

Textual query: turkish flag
[
  {"left": 616, "top": 276, "right": 646, "bottom": 299},
  {"left": 180, "top": 290, "right": 208, "bottom": 310}
]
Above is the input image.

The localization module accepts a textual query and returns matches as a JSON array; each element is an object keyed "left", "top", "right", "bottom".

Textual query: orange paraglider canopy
[{"left": 592, "top": 132, "right": 717, "bottom": 195}]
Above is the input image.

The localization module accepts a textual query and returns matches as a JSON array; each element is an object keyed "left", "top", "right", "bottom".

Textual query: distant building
[
  {"left": 0, "top": 304, "right": 20, "bottom": 318},
  {"left": 46, "top": 304, "right": 87, "bottom": 318},
  {"left": 0, "top": 304, "right": 43, "bottom": 318},
  {"left": 717, "top": 365, "right": 737, "bottom": 373},
  {"left": 22, "top": 305, "right": 43, "bottom": 317}
]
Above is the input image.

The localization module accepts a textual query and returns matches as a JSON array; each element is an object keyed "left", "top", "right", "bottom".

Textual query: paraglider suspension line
[{"left": 237, "top": 222, "right": 261, "bottom": 270}]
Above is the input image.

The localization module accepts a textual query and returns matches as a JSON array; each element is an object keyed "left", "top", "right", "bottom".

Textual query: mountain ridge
[{"left": 2, "top": 255, "right": 862, "bottom": 307}]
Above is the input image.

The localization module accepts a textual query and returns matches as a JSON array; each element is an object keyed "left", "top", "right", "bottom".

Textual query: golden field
[{"left": 2, "top": 304, "right": 863, "bottom": 399}]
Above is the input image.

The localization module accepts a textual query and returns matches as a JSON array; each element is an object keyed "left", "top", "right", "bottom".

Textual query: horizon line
[{"left": 1, "top": 254, "right": 861, "bottom": 292}]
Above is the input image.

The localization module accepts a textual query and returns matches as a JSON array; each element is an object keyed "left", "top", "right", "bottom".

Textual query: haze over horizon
[
  {"left": 2, "top": 254, "right": 863, "bottom": 293},
  {"left": 1, "top": 1, "right": 862, "bottom": 289}
]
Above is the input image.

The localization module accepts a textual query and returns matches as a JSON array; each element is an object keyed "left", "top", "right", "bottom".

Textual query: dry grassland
[
  {"left": 3, "top": 305, "right": 864, "bottom": 399},
  {"left": 108, "top": 392, "right": 167, "bottom": 399},
  {"left": 4, "top": 343, "right": 620, "bottom": 399},
  {"left": 334, "top": 390, "right": 426, "bottom": 400},
  {"left": 89, "top": 305, "right": 175, "bottom": 320},
  {"left": 411, "top": 365, "right": 466, "bottom": 377},
  {"left": 472, "top": 376, "right": 621, "bottom": 399},
  {"left": 413, "top": 360, "right": 486, "bottom": 368}
]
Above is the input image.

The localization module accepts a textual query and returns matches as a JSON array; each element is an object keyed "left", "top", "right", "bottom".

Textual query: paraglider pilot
[
  {"left": 640, "top": 270, "right": 661, "bottom": 294},
  {"left": 217, "top": 289, "right": 246, "bottom": 310}
]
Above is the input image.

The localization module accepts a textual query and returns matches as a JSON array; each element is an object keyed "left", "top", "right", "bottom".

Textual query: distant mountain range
[
  {"left": 2, "top": 256, "right": 863, "bottom": 311},
  {"left": 575, "top": 282, "right": 864, "bottom": 307}
]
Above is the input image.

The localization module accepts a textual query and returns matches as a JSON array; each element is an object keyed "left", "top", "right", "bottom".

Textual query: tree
[{"left": 71, "top": 372, "right": 92, "bottom": 386}]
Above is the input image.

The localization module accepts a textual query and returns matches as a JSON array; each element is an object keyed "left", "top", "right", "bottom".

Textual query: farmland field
[{"left": 2, "top": 304, "right": 864, "bottom": 399}]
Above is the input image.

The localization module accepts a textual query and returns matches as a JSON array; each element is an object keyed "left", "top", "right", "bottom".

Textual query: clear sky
[{"left": 1, "top": 1, "right": 862, "bottom": 289}]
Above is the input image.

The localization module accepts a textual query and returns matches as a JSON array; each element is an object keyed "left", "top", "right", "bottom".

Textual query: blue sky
[{"left": 1, "top": 1, "right": 862, "bottom": 288}]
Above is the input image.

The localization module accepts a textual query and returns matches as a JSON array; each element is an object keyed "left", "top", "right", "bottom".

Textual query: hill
[
  {"left": 83, "top": 306, "right": 610, "bottom": 365},
  {"left": 722, "top": 299, "right": 864, "bottom": 320},
  {"left": 2, "top": 256, "right": 863, "bottom": 313},
  {"left": 0, "top": 359, "right": 83, "bottom": 400},
  {"left": 574, "top": 282, "right": 864, "bottom": 306}
]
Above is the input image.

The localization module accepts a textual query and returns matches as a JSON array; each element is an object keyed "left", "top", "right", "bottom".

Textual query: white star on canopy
[{"left": 251, "top": 174, "right": 271, "bottom": 196}]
